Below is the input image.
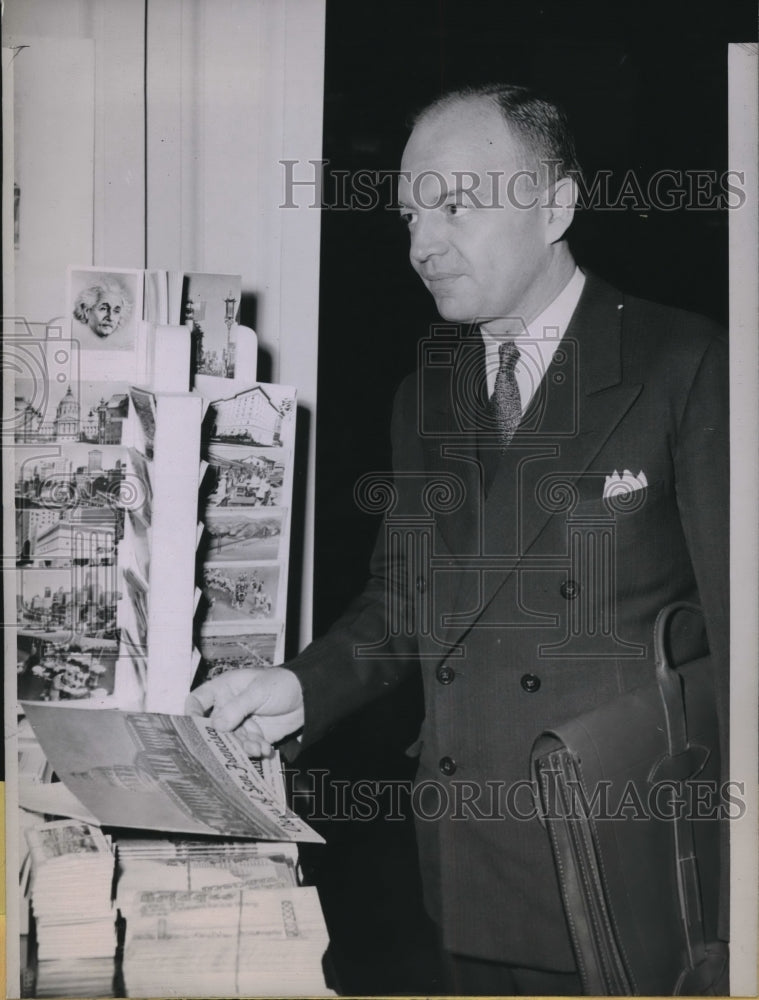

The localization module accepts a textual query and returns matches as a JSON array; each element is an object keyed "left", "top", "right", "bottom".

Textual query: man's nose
[{"left": 409, "top": 213, "right": 446, "bottom": 264}]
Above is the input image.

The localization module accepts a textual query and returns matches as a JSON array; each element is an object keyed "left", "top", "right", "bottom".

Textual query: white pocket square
[{"left": 603, "top": 469, "right": 648, "bottom": 500}]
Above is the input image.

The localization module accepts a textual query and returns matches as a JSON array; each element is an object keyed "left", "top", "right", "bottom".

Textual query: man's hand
[{"left": 185, "top": 667, "right": 304, "bottom": 757}]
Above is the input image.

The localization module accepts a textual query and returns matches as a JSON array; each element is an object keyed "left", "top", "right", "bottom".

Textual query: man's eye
[
  {"left": 446, "top": 202, "right": 465, "bottom": 216},
  {"left": 399, "top": 210, "right": 416, "bottom": 227}
]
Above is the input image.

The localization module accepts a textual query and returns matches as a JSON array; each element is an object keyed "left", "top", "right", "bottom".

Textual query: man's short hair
[{"left": 411, "top": 83, "right": 582, "bottom": 180}]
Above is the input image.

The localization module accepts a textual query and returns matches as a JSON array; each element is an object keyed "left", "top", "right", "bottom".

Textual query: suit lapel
[
  {"left": 435, "top": 275, "right": 643, "bottom": 649},
  {"left": 419, "top": 330, "right": 486, "bottom": 558}
]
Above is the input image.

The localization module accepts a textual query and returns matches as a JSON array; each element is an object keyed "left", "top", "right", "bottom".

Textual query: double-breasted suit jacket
[{"left": 290, "top": 274, "right": 729, "bottom": 969}]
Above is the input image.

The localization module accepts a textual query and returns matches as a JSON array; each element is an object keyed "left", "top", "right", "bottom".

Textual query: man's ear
[{"left": 544, "top": 175, "right": 577, "bottom": 245}]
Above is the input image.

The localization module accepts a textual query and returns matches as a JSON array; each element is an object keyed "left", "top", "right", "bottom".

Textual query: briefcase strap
[
  {"left": 653, "top": 602, "right": 709, "bottom": 973},
  {"left": 535, "top": 747, "right": 634, "bottom": 995}
]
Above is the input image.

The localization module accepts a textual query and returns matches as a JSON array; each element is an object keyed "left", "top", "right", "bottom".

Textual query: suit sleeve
[
  {"left": 286, "top": 375, "right": 421, "bottom": 750},
  {"left": 672, "top": 331, "right": 730, "bottom": 940}
]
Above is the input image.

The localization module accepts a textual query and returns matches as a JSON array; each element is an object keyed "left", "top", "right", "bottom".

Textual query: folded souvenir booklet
[{"left": 22, "top": 703, "right": 322, "bottom": 843}]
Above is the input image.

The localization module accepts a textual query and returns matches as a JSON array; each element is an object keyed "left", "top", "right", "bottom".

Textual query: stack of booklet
[
  {"left": 121, "top": 883, "right": 330, "bottom": 997},
  {"left": 116, "top": 837, "right": 331, "bottom": 996},
  {"left": 31, "top": 956, "right": 115, "bottom": 999},
  {"left": 116, "top": 835, "right": 299, "bottom": 903},
  {"left": 25, "top": 820, "right": 117, "bottom": 997}
]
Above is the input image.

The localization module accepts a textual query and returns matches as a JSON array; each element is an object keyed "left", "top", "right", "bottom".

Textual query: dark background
[{"left": 301, "top": 1, "right": 756, "bottom": 993}]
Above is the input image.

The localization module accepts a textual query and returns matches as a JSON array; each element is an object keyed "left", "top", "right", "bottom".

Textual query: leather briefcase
[{"left": 531, "top": 602, "right": 728, "bottom": 995}]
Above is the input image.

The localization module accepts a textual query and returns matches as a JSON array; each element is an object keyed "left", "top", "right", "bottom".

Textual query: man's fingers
[
  {"left": 229, "top": 718, "right": 272, "bottom": 757},
  {"left": 184, "top": 669, "right": 262, "bottom": 722},
  {"left": 184, "top": 668, "right": 303, "bottom": 747},
  {"left": 210, "top": 679, "right": 269, "bottom": 732},
  {"left": 185, "top": 686, "right": 214, "bottom": 717},
  {"left": 239, "top": 737, "right": 273, "bottom": 757},
  {"left": 186, "top": 682, "right": 273, "bottom": 756}
]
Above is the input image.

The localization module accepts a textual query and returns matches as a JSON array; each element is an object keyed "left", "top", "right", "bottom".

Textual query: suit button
[
  {"left": 436, "top": 665, "right": 455, "bottom": 685},
  {"left": 439, "top": 756, "right": 457, "bottom": 776},
  {"left": 521, "top": 673, "right": 541, "bottom": 693},
  {"left": 560, "top": 579, "right": 580, "bottom": 600},
  {"left": 416, "top": 576, "right": 426, "bottom": 593}
]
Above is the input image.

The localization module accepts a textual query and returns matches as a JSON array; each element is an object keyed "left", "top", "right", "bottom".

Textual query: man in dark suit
[{"left": 188, "top": 84, "right": 729, "bottom": 994}]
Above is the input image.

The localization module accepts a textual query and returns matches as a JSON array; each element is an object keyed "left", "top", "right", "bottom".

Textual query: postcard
[
  {"left": 205, "top": 444, "right": 287, "bottom": 508},
  {"left": 67, "top": 266, "right": 144, "bottom": 355},
  {"left": 129, "top": 388, "right": 156, "bottom": 460},
  {"left": 202, "top": 508, "right": 286, "bottom": 563},
  {"left": 14, "top": 377, "right": 131, "bottom": 447},
  {"left": 194, "top": 626, "right": 280, "bottom": 684},
  {"left": 126, "top": 449, "right": 153, "bottom": 526},
  {"left": 183, "top": 272, "right": 242, "bottom": 381},
  {"left": 208, "top": 383, "right": 296, "bottom": 448},
  {"left": 16, "top": 567, "right": 120, "bottom": 703},
  {"left": 15, "top": 505, "right": 120, "bottom": 569},
  {"left": 201, "top": 563, "right": 281, "bottom": 624}
]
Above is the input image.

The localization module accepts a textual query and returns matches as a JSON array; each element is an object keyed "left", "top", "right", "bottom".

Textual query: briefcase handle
[
  {"left": 653, "top": 602, "right": 729, "bottom": 993},
  {"left": 653, "top": 601, "right": 703, "bottom": 759}
]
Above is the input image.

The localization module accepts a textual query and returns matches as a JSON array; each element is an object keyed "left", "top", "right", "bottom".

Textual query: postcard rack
[{"left": 8, "top": 267, "right": 317, "bottom": 998}]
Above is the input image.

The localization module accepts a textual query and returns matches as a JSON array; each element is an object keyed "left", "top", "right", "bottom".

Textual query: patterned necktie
[{"left": 488, "top": 339, "right": 522, "bottom": 450}]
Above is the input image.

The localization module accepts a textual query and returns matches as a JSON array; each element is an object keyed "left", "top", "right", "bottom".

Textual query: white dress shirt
[{"left": 481, "top": 267, "right": 586, "bottom": 411}]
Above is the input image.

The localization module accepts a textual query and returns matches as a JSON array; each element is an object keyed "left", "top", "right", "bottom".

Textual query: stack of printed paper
[
  {"left": 121, "top": 883, "right": 331, "bottom": 997},
  {"left": 34, "top": 957, "right": 116, "bottom": 999},
  {"left": 116, "top": 835, "right": 299, "bottom": 910},
  {"left": 25, "top": 820, "right": 117, "bottom": 996}
]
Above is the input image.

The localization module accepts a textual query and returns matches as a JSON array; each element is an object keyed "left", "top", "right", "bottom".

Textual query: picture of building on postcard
[
  {"left": 14, "top": 379, "right": 130, "bottom": 446},
  {"left": 209, "top": 385, "right": 295, "bottom": 446},
  {"left": 16, "top": 567, "right": 120, "bottom": 702},
  {"left": 205, "top": 446, "right": 286, "bottom": 508},
  {"left": 15, "top": 445, "right": 131, "bottom": 512},
  {"left": 184, "top": 272, "right": 241, "bottom": 380},
  {"left": 16, "top": 506, "right": 119, "bottom": 568}
]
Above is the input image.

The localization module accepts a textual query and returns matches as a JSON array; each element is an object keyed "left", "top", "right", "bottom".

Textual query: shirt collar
[
  {"left": 481, "top": 266, "right": 586, "bottom": 350},
  {"left": 480, "top": 267, "right": 586, "bottom": 404}
]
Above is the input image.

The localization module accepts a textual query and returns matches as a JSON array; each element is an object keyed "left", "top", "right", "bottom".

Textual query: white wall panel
[
  {"left": 145, "top": 0, "right": 325, "bottom": 648},
  {"left": 728, "top": 40, "right": 759, "bottom": 998},
  {"left": 7, "top": 37, "right": 95, "bottom": 323},
  {"left": 91, "top": 0, "right": 146, "bottom": 267},
  {"left": 4, "top": 0, "right": 146, "bottom": 320}
]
